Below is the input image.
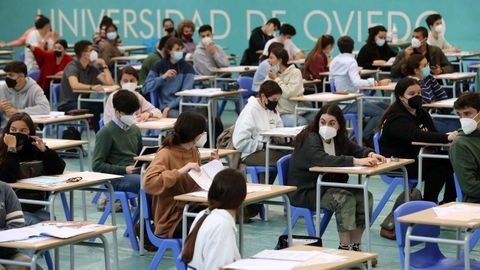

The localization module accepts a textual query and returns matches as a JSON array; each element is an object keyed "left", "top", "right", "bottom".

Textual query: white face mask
[
  {"left": 121, "top": 82, "right": 137, "bottom": 92},
  {"left": 202, "top": 37, "right": 213, "bottom": 46},
  {"left": 89, "top": 50, "right": 98, "bottom": 62},
  {"left": 375, "top": 38, "right": 386, "bottom": 47},
  {"left": 120, "top": 115, "right": 135, "bottom": 127},
  {"left": 195, "top": 132, "right": 207, "bottom": 147},
  {"left": 411, "top": 38, "right": 422, "bottom": 49},
  {"left": 434, "top": 24, "right": 445, "bottom": 34},
  {"left": 460, "top": 113, "right": 480, "bottom": 135},
  {"left": 106, "top": 32, "right": 117, "bottom": 41},
  {"left": 319, "top": 125, "right": 337, "bottom": 141}
]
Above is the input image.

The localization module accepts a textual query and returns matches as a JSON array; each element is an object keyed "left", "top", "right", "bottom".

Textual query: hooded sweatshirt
[
  {"left": 0, "top": 77, "right": 50, "bottom": 128},
  {"left": 233, "top": 96, "right": 283, "bottom": 159},
  {"left": 269, "top": 64, "right": 304, "bottom": 115}
]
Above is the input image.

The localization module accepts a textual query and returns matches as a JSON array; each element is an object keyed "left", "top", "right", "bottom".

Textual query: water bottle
[{"left": 392, "top": 24, "right": 398, "bottom": 43}]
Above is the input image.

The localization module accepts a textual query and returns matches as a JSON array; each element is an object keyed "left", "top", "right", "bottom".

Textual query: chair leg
[
  {"left": 304, "top": 211, "right": 317, "bottom": 237},
  {"left": 44, "top": 250, "right": 53, "bottom": 270},
  {"left": 120, "top": 195, "right": 139, "bottom": 251},
  {"left": 91, "top": 192, "right": 103, "bottom": 204},
  {"left": 372, "top": 180, "right": 402, "bottom": 224},
  {"left": 148, "top": 243, "right": 170, "bottom": 270},
  {"left": 60, "top": 193, "right": 71, "bottom": 220},
  {"left": 282, "top": 207, "right": 302, "bottom": 235},
  {"left": 319, "top": 210, "right": 333, "bottom": 237}
]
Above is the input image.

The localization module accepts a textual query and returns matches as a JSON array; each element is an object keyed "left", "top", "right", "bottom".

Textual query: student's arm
[
  {"left": 347, "top": 140, "right": 374, "bottom": 158},
  {"left": 138, "top": 94, "right": 162, "bottom": 117},
  {"left": 212, "top": 46, "right": 229, "bottom": 68},
  {"left": 143, "top": 153, "right": 184, "bottom": 195},
  {"left": 39, "top": 148, "right": 66, "bottom": 175},
  {"left": 203, "top": 223, "right": 239, "bottom": 270},
  {"left": 32, "top": 46, "right": 48, "bottom": 67},
  {"left": 249, "top": 30, "right": 266, "bottom": 51},
  {"left": 356, "top": 46, "right": 373, "bottom": 70},
  {"left": 3, "top": 183, "right": 25, "bottom": 229},
  {"left": 386, "top": 114, "right": 449, "bottom": 143},
  {"left": 232, "top": 111, "right": 263, "bottom": 154},
  {"left": 289, "top": 40, "right": 304, "bottom": 60},
  {"left": 136, "top": 131, "right": 143, "bottom": 156},
  {"left": 92, "top": 129, "right": 126, "bottom": 175},
  {"left": 302, "top": 133, "right": 355, "bottom": 167},
  {"left": 18, "top": 88, "right": 50, "bottom": 115},
  {"left": 449, "top": 141, "right": 480, "bottom": 199},
  {"left": 428, "top": 75, "right": 449, "bottom": 101},
  {"left": 0, "top": 152, "right": 21, "bottom": 183},
  {"left": 95, "top": 59, "right": 114, "bottom": 85},
  {"left": 438, "top": 50, "right": 453, "bottom": 74},
  {"left": 347, "top": 61, "right": 374, "bottom": 88},
  {"left": 141, "top": 62, "right": 165, "bottom": 95},
  {"left": 274, "top": 69, "right": 304, "bottom": 98},
  {"left": 6, "top": 28, "right": 32, "bottom": 47}
]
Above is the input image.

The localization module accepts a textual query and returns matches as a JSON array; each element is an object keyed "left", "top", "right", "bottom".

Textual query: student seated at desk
[
  {"left": 426, "top": 14, "right": 461, "bottom": 53},
  {"left": 143, "top": 112, "right": 217, "bottom": 239},
  {"left": 142, "top": 37, "right": 195, "bottom": 118},
  {"left": 181, "top": 168, "right": 246, "bottom": 270},
  {"left": 378, "top": 77, "right": 457, "bottom": 203},
  {"left": 93, "top": 90, "right": 142, "bottom": 200},
  {"left": 24, "top": 15, "right": 57, "bottom": 72},
  {"left": 329, "top": 36, "right": 389, "bottom": 141},
  {"left": 232, "top": 81, "right": 287, "bottom": 180},
  {"left": 27, "top": 39, "right": 74, "bottom": 94},
  {"left": 0, "top": 181, "right": 43, "bottom": 270},
  {"left": 96, "top": 20, "right": 122, "bottom": 72},
  {"left": 193, "top": 25, "right": 229, "bottom": 76},
  {"left": 267, "top": 47, "right": 313, "bottom": 127},
  {"left": 58, "top": 40, "right": 114, "bottom": 132},
  {"left": 262, "top": 23, "right": 304, "bottom": 60},
  {"left": 288, "top": 105, "right": 385, "bottom": 252},
  {"left": 139, "top": 35, "right": 170, "bottom": 84},
  {"left": 0, "top": 61, "right": 50, "bottom": 129},
  {"left": 449, "top": 93, "right": 480, "bottom": 202},
  {"left": 103, "top": 66, "right": 162, "bottom": 124},
  {"left": 391, "top": 26, "right": 452, "bottom": 78},
  {"left": 241, "top": 18, "right": 280, "bottom": 66},
  {"left": 177, "top": 20, "right": 196, "bottom": 55},
  {"left": 303, "top": 34, "right": 334, "bottom": 81},
  {"left": 356, "top": 25, "right": 397, "bottom": 70},
  {"left": 252, "top": 42, "right": 284, "bottom": 92},
  {"left": 0, "top": 113, "right": 65, "bottom": 225},
  {"left": 401, "top": 54, "right": 460, "bottom": 133}
]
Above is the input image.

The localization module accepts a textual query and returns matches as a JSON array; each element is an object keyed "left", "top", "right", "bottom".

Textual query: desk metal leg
[
  {"left": 315, "top": 174, "right": 324, "bottom": 237},
  {"left": 80, "top": 119, "right": 92, "bottom": 170},
  {"left": 207, "top": 99, "right": 214, "bottom": 148},
  {"left": 182, "top": 204, "right": 191, "bottom": 245},
  {"left": 404, "top": 225, "right": 413, "bottom": 270},
  {"left": 99, "top": 234, "right": 112, "bottom": 270},
  {"left": 54, "top": 248, "right": 60, "bottom": 270},
  {"left": 106, "top": 182, "right": 119, "bottom": 270},
  {"left": 418, "top": 147, "right": 424, "bottom": 193},
  {"left": 265, "top": 140, "right": 271, "bottom": 183},
  {"left": 401, "top": 166, "right": 410, "bottom": 202},
  {"left": 49, "top": 195, "right": 56, "bottom": 220},
  {"left": 362, "top": 176, "right": 372, "bottom": 270},
  {"left": 239, "top": 205, "right": 244, "bottom": 257},
  {"left": 282, "top": 194, "right": 293, "bottom": 246},
  {"left": 139, "top": 164, "right": 147, "bottom": 256},
  {"left": 70, "top": 191, "right": 75, "bottom": 270},
  {"left": 31, "top": 253, "right": 39, "bottom": 270},
  {"left": 465, "top": 230, "right": 472, "bottom": 270},
  {"left": 456, "top": 228, "right": 461, "bottom": 259},
  {"left": 358, "top": 97, "right": 364, "bottom": 146}
]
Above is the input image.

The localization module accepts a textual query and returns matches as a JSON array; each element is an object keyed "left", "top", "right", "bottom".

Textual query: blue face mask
[
  {"left": 172, "top": 51, "right": 183, "bottom": 62},
  {"left": 271, "top": 64, "right": 280, "bottom": 73},
  {"left": 375, "top": 38, "right": 386, "bottom": 47},
  {"left": 421, "top": 66, "right": 431, "bottom": 78}
]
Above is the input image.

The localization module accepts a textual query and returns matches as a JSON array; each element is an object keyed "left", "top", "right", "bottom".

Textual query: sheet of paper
[
  {"left": 433, "top": 204, "right": 480, "bottom": 221},
  {"left": 136, "top": 121, "right": 174, "bottom": 129},
  {"left": 30, "top": 111, "right": 65, "bottom": 119},
  {"left": 223, "top": 258, "right": 300, "bottom": 270},
  {"left": 262, "top": 126, "right": 305, "bottom": 137},
  {"left": 180, "top": 88, "right": 222, "bottom": 95},
  {"left": 298, "top": 251, "right": 348, "bottom": 266},
  {"left": 61, "top": 171, "right": 122, "bottom": 182},
  {"left": 188, "top": 160, "right": 224, "bottom": 190},
  {"left": 18, "top": 176, "right": 68, "bottom": 184},
  {"left": 186, "top": 191, "right": 208, "bottom": 198},
  {"left": 386, "top": 57, "right": 395, "bottom": 64},
  {"left": 34, "top": 225, "right": 94, "bottom": 239},
  {"left": 0, "top": 227, "right": 40, "bottom": 243},
  {"left": 247, "top": 185, "right": 272, "bottom": 193},
  {"left": 252, "top": 249, "right": 322, "bottom": 262}
]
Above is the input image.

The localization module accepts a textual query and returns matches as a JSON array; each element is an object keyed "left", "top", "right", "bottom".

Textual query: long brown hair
[
  {"left": 304, "top": 35, "right": 334, "bottom": 71},
  {"left": 0, "top": 113, "right": 36, "bottom": 164},
  {"left": 259, "top": 42, "right": 284, "bottom": 62},
  {"left": 400, "top": 54, "right": 425, "bottom": 77},
  {"left": 294, "top": 105, "right": 349, "bottom": 152},
  {"left": 161, "top": 111, "right": 206, "bottom": 148},
  {"left": 181, "top": 168, "right": 247, "bottom": 263}
]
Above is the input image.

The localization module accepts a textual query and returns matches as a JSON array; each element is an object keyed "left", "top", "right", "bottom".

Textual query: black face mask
[
  {"left": 5, "top": 77, "right": 17, "bottom": 88},
  {"left": 407, "top": 95, "right": 423, "bottom": 110},
  {"left": 165, "top": 27, "right": 174, "bottom": 34},
  {"left": 54, "top": 51, "right": 62, "bottom": 58},
  {"left": 8, "top": 133, "right": 32, "bottom": 147},
  {"left": 265, "top": 99, "right": 278, "bottom": 111}
]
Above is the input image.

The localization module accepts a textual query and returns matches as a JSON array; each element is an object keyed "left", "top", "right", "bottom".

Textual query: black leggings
[{"left": 409, "top": 158, "right": 456, "bottom": 203}]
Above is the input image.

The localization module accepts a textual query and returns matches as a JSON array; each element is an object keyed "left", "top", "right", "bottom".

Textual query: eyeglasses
[{"left": 66, "top": 177, "right": 82, "bottom": 183}]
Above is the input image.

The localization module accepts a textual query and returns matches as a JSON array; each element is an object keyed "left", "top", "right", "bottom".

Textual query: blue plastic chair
[
  {"left": 330, "top": 80, "right": 360, "bottom": 144},
  {"left": 143, "top": 38, "right": 159, "bottom": 54},
  {"left": 217, "top": 76, "right": 251, "bottom": 116},
  {"left": 51, "top": 84, "right": 61, "bottom": 110},
  {"left": 394, "top": 201, "right": 480, "bottom": 270},
  {"left": 140, "top": 189, "right": 185, "bottom": 270},
  {"left": 467, "top": 62, "right": 480, "bottom": 92},
  {"left": 150, "top": 91, "right": 159, "bottom": 108},
  {"left": 28, "top": 70, "right": 40, "bottom": 81},
  {"left": 455, "top": 173, "right": 480, "bottom": 256},
  {"left": 245, "top": 165, "right": 277, "bottom": 220},
  {"left": 277, "top": 154, "right": 332, "bottom": 237},
  {"left": 372, "top": 132, "right": 418, "bottom": 224},
  {"left": 19, "top": 52, "right": 25, "bottom": 62}
]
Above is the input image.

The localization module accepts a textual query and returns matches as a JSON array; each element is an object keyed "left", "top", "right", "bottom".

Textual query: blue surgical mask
[
  {"left": 375, "top": 38, "right": 386, "bottom": 47},
  {"left": 421, "top": 66, "right": 431, "bottom": 78},
  {"left": 172, "top": 51, "right": 183, "bottom": 62},
  {"left": 271, "top": 64, "right": 280, "bottom": 73}
]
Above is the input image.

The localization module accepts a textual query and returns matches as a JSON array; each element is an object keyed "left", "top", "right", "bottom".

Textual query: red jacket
[
  {"left": 32, "top": 47, "right": 74, "bottom": 90},
  {"left": 303, "top": 51, "right": 329, "bottom": 80}
]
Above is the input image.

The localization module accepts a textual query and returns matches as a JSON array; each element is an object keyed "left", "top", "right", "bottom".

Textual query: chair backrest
[
  {"left": 150, "top": 91, "right": 159, "bottom": 108},
  {"left": 329, "top": 79, "right": 336, "bottom": 93},
  {"left": 51, "top": 84, "right": 61, "bottom": 110},
  {"left": 28, "top": 70, "right": 40, "bottom": 81},
  {"left": 373, "top": 131, "right": 381, "bottom": 154},
  {"left": 142, "top": 38, "right": 159, "bottom": 54},
  {"left": 467, "top": 61, "right": 480, "bottom": 72},
  {"left": 99, "top": 119, "right": 105, "bottom": 129},
  {"left": 140, "top": 189, "right": 157, "bottom": 238},
  {"left": 394, "top": 200, "right": 439, "bottom": 248},
  {"left": 237, "top": 76, "right": 254, "bottom": 98},
  {"left": 276, "top": 154, "right": 291, "bottom": 186},
  {"left": 19, "top": 52, "right": 25, "bottom": 62},
  {"left": 453, "top": 173, "right": 463, "bottom": 202}
]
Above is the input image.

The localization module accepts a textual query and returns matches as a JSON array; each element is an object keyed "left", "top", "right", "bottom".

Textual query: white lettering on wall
[
  {"left": 388, "top": 11, "right": 411, "bottom": 41},
  {"left": 367, "top": 11, "right": 383, "bottom": 28},
  {"left": 304, "top": 10, "right": 332, "bottom": 42},
  {"left": 246, "top": 10, "right": 267, "bottom": 39},
  {"left": 139, "top": 9, "right": 154, "bottom": 39},
  {"left": 58, "top": 9, "right": 78, "bottom": 36},
  {"left": 123, "top": 9, "right": 138, "bottom": 38},
  {"left": 192, "top": 10, "right": 204, "bottom": 31},
  {"left": 210, "top": 9, "right": 230, "bottom": 39},
  {"left": 333, "top": 10, "right": 355, "bottom": 36}
]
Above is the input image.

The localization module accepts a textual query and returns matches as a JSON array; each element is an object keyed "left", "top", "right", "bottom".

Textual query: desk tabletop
[
  {"left": 46, "top": 75, "right": 62, "bottom": 80},
  {"left": 309, "top": 158, "right": 414, "bottom": 175},
  {"left": 303, "top": 79, "right": 322, "bottom": 86},
  {"left": 260, "top": 126, "right": 305, "bottom": 138},
  {"left": 422, "top": 97, "right": 457, "bottom": 109},
  {"left": 397, "top": 202, "right": 480, "bottom": 229},
  {"left": 470, "top": 64, "right": 480, "bottom": 69},
  {"left": 388, "top": 40, "right": 410, "bottom": 46},
  {"left": 444, "top": 51, "right": 480, "bottom": 58},
  {"left": 176, "top": 89, "right": 246, "bottom": 97},
  {"left": 372, "top": 62, "right": 393, "bottom": 68},
  {"left": 319, "top": 69, "right": 380, "bottom": 77},
  {"left": 0, "top": 224, "right": 116, "bottom": 250},
  {"left": 0, "top": 69, "right": 5, "bottom": 76},
  {"left": 210, "top": 66, "right": 258, "bottom": 74},
  {"left": 118, "top": 45, "right": 148, "bottom": 52},
  {"left": 9, "top": 171, "right": 123, "bottom": 192},
  {"left": 43, "top": 138, "right": 89, "bottom": 150},
  {"left": 289, "top": 58, "right": 305, "bottom": 65},
  {"left": 135, "top": 118, "right": 176, "bottom": 130},
  {"left": 360, "top": 82, "right": 396, "bottom": 91},
  {"left": 134, "top": 148, "right": 239, "bottom": 162},
  {"left": 32, "top": 114, "right": 93, "bottom": 124},
  {"left": 412, "top": 141, "right": 451, "bottom": 147},
  {"left": 194, "top": 75, "right": 217, "bottom": 81},
  {"left": 0, "top": 50, "right": 15, "bottom": 55},
  {"left": 111, "top": 54, "right": 149, "bottom": 62},
  {"left": 290, "top": 92, "right": 363, "bottom": 103},
  {"left": 174, "top": 184, "right": 296, "bottom": 204},
  {"left": 434, "top": 72, "right": 477, "bottom": 80},
  {"left": 73, "top": 85, "right": 120, "bottom": 94},
  {"left": 0, "top": 59, "right": 13, "bottom": 64}
]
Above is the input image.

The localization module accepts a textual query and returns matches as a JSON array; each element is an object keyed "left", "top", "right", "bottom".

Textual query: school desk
[
  {"left": 9, "top": 171, "right": 123, "bottom": 270},
  {"left": 0, "top": 69, "right": 5, "bottom": 77},
  {"left": 318, "top": 69, "right": 381, "bottom": 93},
  {"left": 397, "top": 202, "right": 480, "bottom": 270},
  {"left": 303, "top": 79, "right": 323, "bottom": 93},
  {"left": 118, "top": 45, "right": 148, "bottom": 53},
  {"left": 444, "top": 51, "right": 480, "bottom": 72},
  {"left": 111, "top": 54, "right": 149, "bottom": 80},
  {"left": 359, "top": 82, "right": 397, "bottom": 103},
  {"left": 0, "top": 224, "right": 117, "bottom": 270},
  {"left": 73, "top": 85, "right": 120, "bottom": 109},
  {"left": 134, "top": 148, "right": 240, "bottom": 255},
  {"left": 174, "top": 184, "right": 297, "bottom": 257},
  {"left": 290, "top": 92, "right": 364, "bottom": 145},
  {"left": 209, "top": 66, "right": 258, "bottom": 88},
  {"left": 176, "top": 88, "right": 246, "bottom": 148},
  {"left": 434, "top": 72, "right": 477, "bottom": 98},
  {"left": 310, "top": 158, "right": 414, "bottom": 270},
  {"left": 0, "top": 49, "right": 15, "bottom": 56},
  {"left": 135, "top": 117, "right": 176, "bottom": 144},
  {"left": 289, "top": 58, "right": 305, "bottom": 65},
  {"left": 0, "top": 59, "right": 13, "bottom": 66},
  {"left": 43, "top": 138, "right": 89, "bottom": 171},
  {"left": 411, "top": 141, "right": 451, "bottom": 193}
]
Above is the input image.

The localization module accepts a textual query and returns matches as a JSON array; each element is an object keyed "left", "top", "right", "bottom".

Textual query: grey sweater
[
  {"left": 0, "top": 77, "right": 50, "bottom": 128},
  {"left": 0, "top": 181, "right": 25, "bottom": 259}
]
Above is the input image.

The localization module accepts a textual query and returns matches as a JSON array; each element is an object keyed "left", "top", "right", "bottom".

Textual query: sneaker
[{"left": 97, "top": 197, "right": 123, "bottom": 213}]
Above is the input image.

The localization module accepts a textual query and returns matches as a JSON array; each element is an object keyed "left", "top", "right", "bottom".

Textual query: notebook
[
  {"left": 134, "top": 146, "right": 159, "bottom": 168},
  {"left": 188, "top": 159, "right": 224, "bottom": 190}
]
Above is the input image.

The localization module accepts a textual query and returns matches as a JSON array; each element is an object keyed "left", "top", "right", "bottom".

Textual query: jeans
[
  {"left": 433, "top": 118, "right": 461, "bottom": 134},
  {"left": 281, "top": 112, "right": 316, "bottom": 127},
  {"left": 111, "top": 174, "right": 141, "bottom": 194},
  {"left": 24, "top": 209, "right": 50, "bottom": 226},
  {"left": 58, "top": 101, "right": 103, "bottom": 132},
  {"left": 344, "top": 100, "right": 389, "bottom": 140}
]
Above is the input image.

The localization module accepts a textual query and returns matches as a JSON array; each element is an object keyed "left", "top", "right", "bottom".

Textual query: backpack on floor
[{"left": 380, "top": 188, "right": 423, "bottom": 240}]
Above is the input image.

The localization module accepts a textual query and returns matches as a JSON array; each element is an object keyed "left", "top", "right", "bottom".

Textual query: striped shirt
[
  {"left": 420, "top": 75, "right": 448, "bottom": 104},
  {"left": 0, "top": 181, "right": 25, "bottom": 259}
]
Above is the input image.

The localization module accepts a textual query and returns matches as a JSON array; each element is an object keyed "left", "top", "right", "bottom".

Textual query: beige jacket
[{"left": 271, "top": 65, "right": 304, "bottom": 114}]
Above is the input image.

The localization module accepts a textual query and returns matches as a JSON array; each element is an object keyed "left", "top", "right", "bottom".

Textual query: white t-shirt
[
  {"left": 427, "top": 33, "right": 452, "bottom": 50},
  {"left": 24, "top": 30, "right": 54, "bottom": 71},
  {"left": 263, "top": 37, "right": 301, "bottom": 59},
  {"left": 322, "top": 139, "right": 336, "bottom": 156}
]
